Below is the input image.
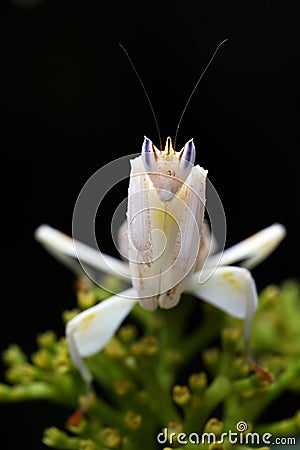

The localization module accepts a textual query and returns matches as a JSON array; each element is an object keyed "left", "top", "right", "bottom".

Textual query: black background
[{"left": 0, "top": 0, "right": 299, "bottom": 448}]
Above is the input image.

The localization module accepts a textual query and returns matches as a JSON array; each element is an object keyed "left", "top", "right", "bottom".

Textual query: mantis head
[{"left": 141, "top": 136, "right": 196, "bottom": 202}]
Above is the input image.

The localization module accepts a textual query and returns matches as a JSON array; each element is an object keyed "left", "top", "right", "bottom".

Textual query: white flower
[{"left": 35, "top": 137, "right": 286, "bottom": 385}]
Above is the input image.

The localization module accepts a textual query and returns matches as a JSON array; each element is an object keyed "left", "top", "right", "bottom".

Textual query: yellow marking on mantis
[
  {"left": 222, "top": 271, "right": 242, "bottom": 291},
  {"left": 79, "top": 312, "right": 97, "bottom": 333},
  {"left": 153, "top": 208, "right": 175, "bottom": 229}
]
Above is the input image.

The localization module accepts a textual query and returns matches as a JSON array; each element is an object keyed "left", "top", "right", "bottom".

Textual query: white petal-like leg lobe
[
  {"left": 35, "top": 224, "right": 84, "bottom": 277},
  {"left": 66, "top": 288, "right": 137, "bottom": 383},
  {"left": 207, "top": 223, "right": 286, "bottom": 270},
  {"left": 127, "top": 156, "right": 207, "bottom": 310},
  {"left": 35, "top": 225, "right": 131, "bottom": 282},
  {"left": 187, "top": 266, "right": 258, "bottom": 342}
]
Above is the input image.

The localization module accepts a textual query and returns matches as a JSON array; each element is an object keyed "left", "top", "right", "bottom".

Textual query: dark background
[{"left": 0, "top": 0, "right": 299, "bottom": 448}]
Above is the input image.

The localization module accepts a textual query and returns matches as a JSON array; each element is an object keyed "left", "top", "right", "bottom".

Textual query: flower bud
[{"left": 172, "top": 385, "right": 191, "bottom": 405}]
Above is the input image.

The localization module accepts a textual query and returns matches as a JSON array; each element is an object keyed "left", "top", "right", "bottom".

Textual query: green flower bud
[
  {"left": 67, "top": 415, "right": 87, "bottom": 434},
  {"left": 62, "top": 309, "right": 80, "bottom": 323},
  {"left": 100, "top": 428, "right": 122, "bottom": 448},
  {"left": 37, "top": 331, "right": 57, "bottom": 350},
  {"left": 114, "top": 379, "right": 134, "bottom": 396},
  {"left": 188, "top": 372, "right": 208, "bottom": 393},
  {"left": 44, "top": 425, "right": 95, "bottom": 449},
  {"left": 208, "top": 444, "right": 225, "bottom": 450},
  {"left": 129, "top": 341, "right": 144, "bottom": 357},
  {"left": 43, "top": 427, "right": 73, "bottom": 447},
  {"left": 264, "top": 285, "right": 280, "bottom": 301},
  {"left": 167, "top": 420, "right": 183, "bottom": 441},
  {"left": 52, "top": 353, "right": 71, "bottom": 374},
  {"left": 52, "top": 338, "right": 71, "bottom": 373},
  {"left": 6, "top": 363, "right": 37, "bottom": 384},
  {"left": 172, "top": 385, "right": 191, "bottom": 405},
  {"left": 118, "top": 325, "right": 138, "bottom": 344},
  {"left": 31, "top": 348, "right": 52, "bottom": 369},
  {"left": 125, "top": 411, "right": 142, "bottom": 430},
  {"left": 2, "top": 344, "right": 27, "bottom": 366},
  {"left": 124, "top": 356, "right": 138, "bottom": 371},
  {"left": 79, "top": 440, "right": 96, "bottom": 450},
  {"left": 204, "top": 418, "right": 224, "bottom": 436},
  {"left": 141, "top": 336, "right": 158, "bottom": 356},
  {"left": 77, "top": 289, "right": 97, "bottom": 310},
  {"left": 203, "top": 347, "right": 220, "bottom": 369},
  {"left": 233, "top": 357, "right": 250, "bottom": 377},
  {"left": 105, "top": 337, "right": 127, "bottom": 359},
  {"left": 221, "top": 327, "right": 241, "bottom": 345}
]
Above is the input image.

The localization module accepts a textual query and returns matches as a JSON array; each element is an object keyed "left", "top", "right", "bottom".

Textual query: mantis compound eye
[
  {"left": 141, "top": 136, "right": 157, "bottom": 171},
  {"left": 179, "top": 138, "right": 195, "bottom": 172}
]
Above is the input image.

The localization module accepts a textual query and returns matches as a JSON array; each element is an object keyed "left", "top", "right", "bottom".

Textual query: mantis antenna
[
  {"left": 119, "top": 43, "right": 163, "bottom": 151},
  {"left": 173, "top": 39, "right": 228, "bottom": 150}
]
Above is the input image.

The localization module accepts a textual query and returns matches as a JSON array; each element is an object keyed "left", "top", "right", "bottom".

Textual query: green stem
[
  {"left": 256, "top": 415, "right": 300, "bottom": 436},
  {"left": 137, "top": 359, "right": 181, "bottom": 423},
  {"left": 88, "top": 397, "right": 124, "bottom": 429},
  {"left": 180, "top": 313, "right": 223, "bottom": 365},
  {"left": 0, "top": 382, "right": 67, "bottom": 404},
  {"left": 185, "top": 375, "right": 231, "bottom": 433}
]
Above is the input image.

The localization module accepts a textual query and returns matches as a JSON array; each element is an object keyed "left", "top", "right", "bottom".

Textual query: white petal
[
  {"left": 66, "top": 288, "right": 137, "bottom": 383},
  {"left": 35, "top": 225, "right": 131, "bottom": 281},
  {"left": 207, "top": 223, "right": 286, "bottom": 269},
  {"left": 187, "top": 266, "right": 257, "bottom": 342}
]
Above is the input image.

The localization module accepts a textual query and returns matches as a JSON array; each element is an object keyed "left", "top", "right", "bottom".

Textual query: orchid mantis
[{"left": 35, "top": 137, "right": 286, "bottom": 388}]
